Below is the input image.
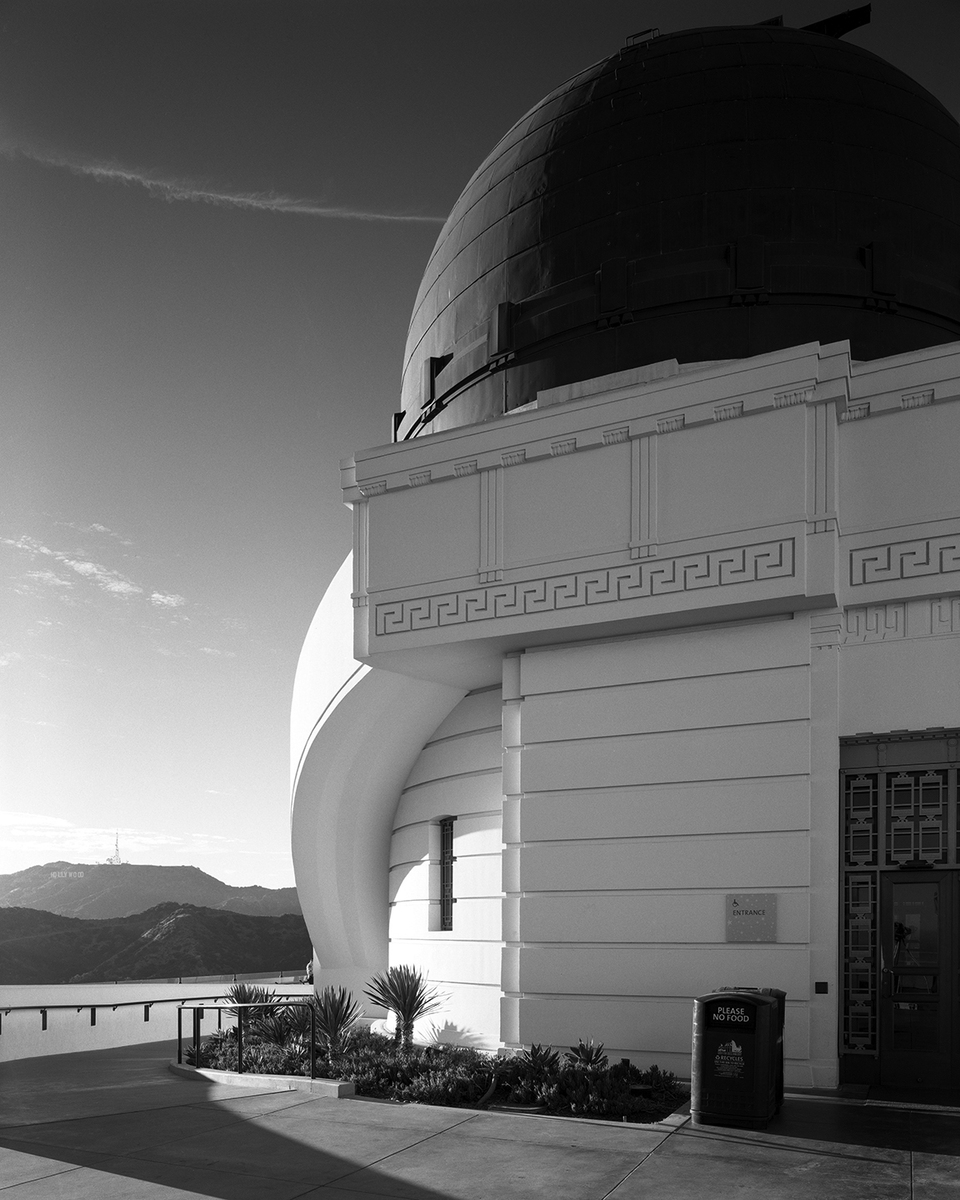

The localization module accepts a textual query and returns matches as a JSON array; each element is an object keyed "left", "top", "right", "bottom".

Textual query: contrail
[{"left": 7, "top": 143, "right": 446, "bottom": 224}]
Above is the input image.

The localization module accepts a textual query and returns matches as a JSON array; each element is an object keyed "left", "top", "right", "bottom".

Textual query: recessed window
[{"left": 439, "top": 817, "right": 455, "bottom": 932}]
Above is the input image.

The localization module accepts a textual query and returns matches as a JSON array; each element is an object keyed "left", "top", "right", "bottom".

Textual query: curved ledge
[{"left": 168, "top": 1060, "right": 355, "bottom": 1096}]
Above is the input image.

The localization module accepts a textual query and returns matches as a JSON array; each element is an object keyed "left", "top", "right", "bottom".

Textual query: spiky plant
[
  {"left": 223, "top": 982, "right": 280, "bottom": 1027},
  {"left": 363, "top": 965, "right": 444, "bottom": 1050},
  {"left": 564, "top": 1039, "right": 608, "bottom": 1070},
  {"left": 314, "top": 986, "right": 364, "bottom": 1057}
]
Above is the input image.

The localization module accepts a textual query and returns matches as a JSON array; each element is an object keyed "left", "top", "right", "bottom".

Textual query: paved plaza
[{"left": 1, "top": 1042, "right": 958, "bottom": 1198}]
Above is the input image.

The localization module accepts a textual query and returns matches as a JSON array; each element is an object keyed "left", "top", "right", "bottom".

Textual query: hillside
[
  {"left": 0, "top": 862, "right": 300, "bottom": 919},
  {"left": 0, "top": 903, "right": 312, "bottom": 984}
]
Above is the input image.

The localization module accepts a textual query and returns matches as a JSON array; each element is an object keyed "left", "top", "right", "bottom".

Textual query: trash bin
[
  {"left": 691, "top": 989, "right": 779, "bottom": 1129},
  {"left": 717, "top": 986, "right": 785, "bottom": 1112}
]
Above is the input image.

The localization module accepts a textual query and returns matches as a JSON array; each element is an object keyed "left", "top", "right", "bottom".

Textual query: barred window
[{"left": 439, "top": 817, "right": 455, "bottom": 931}]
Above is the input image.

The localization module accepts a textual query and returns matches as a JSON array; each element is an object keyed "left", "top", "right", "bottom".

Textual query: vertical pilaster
[
  {"left": 352, "top": 500, "right": 370, "bottom": 657},
  {"left": 808, "top": 609, "right": 842, "bottom": 1088},
  {"left": 630, "top": 433, "right": 658, "bottom": 560},
  {"left": 805, "top": 398, "right": 840, "bottom": 604},
  {"left": 500, "top": 652, "right": 523, "bottom": 1047},
  {"left": 480, "top": 466, "right": 504, "bottom": 583}
]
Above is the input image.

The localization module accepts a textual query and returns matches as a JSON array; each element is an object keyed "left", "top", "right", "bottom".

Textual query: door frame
[{"left": 839, "top": 730, "right": 960, "bottom": 1091}]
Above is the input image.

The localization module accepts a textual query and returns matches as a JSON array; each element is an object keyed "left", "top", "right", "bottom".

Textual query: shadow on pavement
[{"left": 0, "top": 1040, "right": 459, "bottom": 1199}]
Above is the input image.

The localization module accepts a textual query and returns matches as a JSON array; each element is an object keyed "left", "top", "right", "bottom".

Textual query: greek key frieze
[
  {"left": 843, "top": 604, "right": 905, "bottom": 643},
  {"left": 850, "top": 535, "right": 960, "bottom": 586},
  {"left": 374, "top": 539, "right": 795, "bottom": 635}
]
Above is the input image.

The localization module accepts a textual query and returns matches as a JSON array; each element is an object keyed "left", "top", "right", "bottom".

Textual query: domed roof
[{"left": 398, "top": 22, "right": 960, "bottom": 439}]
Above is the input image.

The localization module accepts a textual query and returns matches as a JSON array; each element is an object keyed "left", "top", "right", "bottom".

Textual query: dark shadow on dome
[{"left": 398, "top": 20, "right": 960, "bottom": 439}]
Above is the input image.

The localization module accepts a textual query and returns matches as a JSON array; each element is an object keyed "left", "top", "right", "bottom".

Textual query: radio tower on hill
[{"left": 105, "top": 831, "right": 124, "bottom": 865}]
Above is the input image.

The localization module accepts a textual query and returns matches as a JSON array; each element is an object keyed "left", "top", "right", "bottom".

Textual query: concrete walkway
[{"left": 1, "top": 1042, "right": 958, "bottom": 1198}]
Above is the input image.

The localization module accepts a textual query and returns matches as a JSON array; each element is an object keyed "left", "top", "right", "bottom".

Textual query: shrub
[
  {"left": 363, "top": 965, "right": 445, "bottom": 1050},
  {"left": 314, "top": 986, "right": 363, "bottom": 1057},
  {"left": 499, "top": 1043, "right": 560, "bottom": 1105}
]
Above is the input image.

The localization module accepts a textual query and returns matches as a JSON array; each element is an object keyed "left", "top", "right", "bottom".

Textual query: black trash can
[
  {"left": 691, "top": 990, "right": 779, "bottom": 1129},
  {"left": 717, "top": 986, "right": 786, "bottom": 1112}
]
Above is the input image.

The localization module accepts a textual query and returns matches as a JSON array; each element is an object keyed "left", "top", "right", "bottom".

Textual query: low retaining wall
[{"left": 169, "top": 1061, "right": 355, "bottom": 1096}]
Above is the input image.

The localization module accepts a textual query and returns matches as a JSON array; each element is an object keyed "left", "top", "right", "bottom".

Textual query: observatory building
[{"left": 292, "top": 15, "right": 960, "bottom": 1091}]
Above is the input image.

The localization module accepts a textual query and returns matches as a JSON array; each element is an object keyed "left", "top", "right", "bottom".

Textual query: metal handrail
[
  {"left": 177, "top": 1000, "right": 318, "bottom": 1080},
  {"left": 2, "top": 994, "right": 237, "bottom": 1016}
]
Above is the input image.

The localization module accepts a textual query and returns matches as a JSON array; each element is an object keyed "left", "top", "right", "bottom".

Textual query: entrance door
[{"left": 879, "top": 871, "right": 956, "bottom": 1088}]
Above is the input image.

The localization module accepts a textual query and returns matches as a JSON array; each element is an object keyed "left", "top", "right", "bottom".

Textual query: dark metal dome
[{"left": 398, "top": 22, "right": 960, "bottom": 439}]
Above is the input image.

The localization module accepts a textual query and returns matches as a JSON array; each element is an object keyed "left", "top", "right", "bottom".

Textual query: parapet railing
[
  {"left": 1, "top": 994, "right": 228, "bottom": 1034},
  {"left": 0, "top": 977, "right": 313, "bottom": 1060},
  {"left": 177, "top": 1000, "right": 318, "bottom": 1080}
]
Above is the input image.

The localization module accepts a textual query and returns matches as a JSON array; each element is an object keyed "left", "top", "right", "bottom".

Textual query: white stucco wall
[
  {"left": 388, "top": 688, "right": 504, "bottom": 1049},
  {"left": 501, "top": 615, "right": 837, "bottom": 1086}
]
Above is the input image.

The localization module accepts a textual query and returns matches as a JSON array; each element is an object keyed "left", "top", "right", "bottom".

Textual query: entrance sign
[{"left": 726, "top": 894, "right": 777, "bottom": 942}]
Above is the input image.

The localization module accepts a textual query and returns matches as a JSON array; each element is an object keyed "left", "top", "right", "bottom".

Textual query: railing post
[
  {"left": 192, "top": 1007, "right": 200, "bottom": 1064},
  {"left": 177, "top": 1007, "right": 182, "bottom": 1064},
  {"left": 310, "top": 1002, "right": 317, "bottom": 1079},
  {"left": 237, "top": 1007, "right": 244, "bottom": 1075}
]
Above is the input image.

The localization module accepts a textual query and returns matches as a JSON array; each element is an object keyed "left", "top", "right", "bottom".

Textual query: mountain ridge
[
  {"left": 0, "top": 861, "right": 301, "bottom": 919},
  {"left": 0, "top": 902, "right": 312, "bottom": 984}
]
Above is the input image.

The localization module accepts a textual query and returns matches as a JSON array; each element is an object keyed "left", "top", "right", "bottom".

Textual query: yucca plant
[
  {"left": 363, "top": 965, "right": 444, "bottom": 1050},
  {"left": 223, "top": 982, "right": 281, "bottom": 1031},
  {"left": 315, "top": 986, "right": 364, "bottom": 1057}
]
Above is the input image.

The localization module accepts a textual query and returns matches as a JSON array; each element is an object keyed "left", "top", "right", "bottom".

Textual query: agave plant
[
  {"left": 564, "top": 1038, "right": 608, "bottom": 1070},
  {"left": 314, "top": 986, "right": 364, "bottom": 1057},
  {"left": 518, "top": 1043, "right": 561, "bottom": 1073},
  {"left": 364, "top": 965, "right": 444, "bottom": 1050}
]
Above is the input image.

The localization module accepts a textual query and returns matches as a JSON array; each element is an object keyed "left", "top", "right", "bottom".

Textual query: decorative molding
[
  {"left": 901, "top": 390, "right": 933, "bottom": 410},
  {"left": 409, "top": 470, "right": 431, "bottom": 488},
  {"left": 551, "top": 439, "right": 577, "bottom": 456},
  {"left": 714, "top": 402, "right": 743, "bottom": 422},
  {"left": 358, "top": 480, "right": 386, "bottom": 497},
  {"left": 656, "top": 415, "right": 685, "bottom": 434},
  {"left": 931, "top": 595, "right": 960, "bottom": 635},
  {"left": 850, "top": 534, "right": 960, "bottom": 586},
  {"left": 843, "top": 604, "right": 905, "bottom": 643},
  {"left": 810, "top": 609, "right": 844, "bottom": 649},
  {"left": 454, "top": 460, "right": 478, "bottom": 477},
  {"left": 501, "top": 449, "right": 527, "bottom": 467},
  {"left": 375, "top": 539, "right": 795, "bottom": 635},
  {"left": 774, "top": 387, "right": 813, "bottom": 409},
  {"left": 602, "top": 427, "right": 630, "bottom": 445},
  {"left": 841, "top": 403, "right": 870, "bottom": 422}
]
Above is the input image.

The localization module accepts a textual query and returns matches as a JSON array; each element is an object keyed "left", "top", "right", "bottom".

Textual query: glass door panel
[{"left": 879, "top": 872, "right": 953, "bottom": 1088}]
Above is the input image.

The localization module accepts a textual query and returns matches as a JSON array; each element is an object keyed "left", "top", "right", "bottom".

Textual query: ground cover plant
[{"left": 189, "top": 977, "right": 687, "bottom": 1122}]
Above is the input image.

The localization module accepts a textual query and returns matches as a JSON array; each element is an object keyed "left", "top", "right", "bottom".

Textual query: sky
[{"left": 1, "top": 0, "right": 958, "bottom": 889}]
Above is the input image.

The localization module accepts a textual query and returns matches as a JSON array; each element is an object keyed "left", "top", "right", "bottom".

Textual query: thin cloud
[
  {"left": 9, "top": 142, "right": 446, "bottom": 225},
  {"left": 150, "top": 592, "right": 186, "bottom": 608},
  {"left": 25, "top": 569, "right": 73, "bottom": 588},
  {"left": 55, "top": 520, "right": 135, "bottom": 546},
  {"left": 3, "top": 534, "right": 179, "bottom": 605}
]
